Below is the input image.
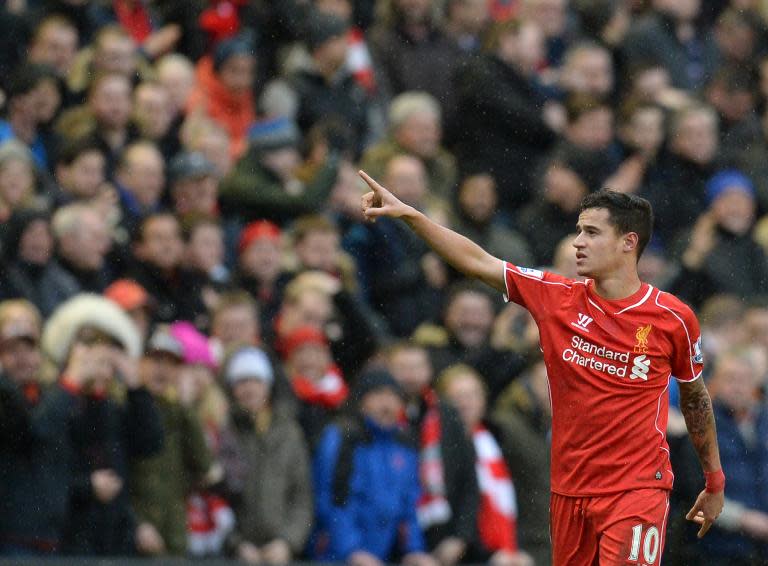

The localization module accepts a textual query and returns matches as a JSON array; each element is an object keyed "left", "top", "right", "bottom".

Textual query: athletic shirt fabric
[{"left": 502, "top": 262, "right": 704, "bottom": 496}]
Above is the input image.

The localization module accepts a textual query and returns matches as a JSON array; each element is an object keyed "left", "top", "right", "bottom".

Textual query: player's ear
[{"left": 623, "top": 232, "right": 639, "bottom": 253}]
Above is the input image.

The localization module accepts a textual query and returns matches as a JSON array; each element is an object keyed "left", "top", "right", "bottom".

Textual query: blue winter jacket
[
  {"left": 311, "top": 418, "right": 426, "bottom": 561},
  {"left": 702, "top": 401, "right": 768, "bottom": 560}
]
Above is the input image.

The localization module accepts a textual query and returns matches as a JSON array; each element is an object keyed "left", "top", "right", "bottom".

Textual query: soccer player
[{"left": 358, "top": 171, "right": 724, "bottom": 565}]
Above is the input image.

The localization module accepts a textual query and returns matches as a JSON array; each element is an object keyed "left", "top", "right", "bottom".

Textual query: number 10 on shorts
[{"left": 628, "top": 524, "right": 660, "bottom": 564}]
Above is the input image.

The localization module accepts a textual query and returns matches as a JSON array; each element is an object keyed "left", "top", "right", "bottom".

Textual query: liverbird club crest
[{"left": 634, "top": 324, "right": 652, "bottom": 353}]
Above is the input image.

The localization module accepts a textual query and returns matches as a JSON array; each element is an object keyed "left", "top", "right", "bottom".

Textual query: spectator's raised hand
[
  {"left": 262, "top": 538, "right": 292, "bottom": 565},
  {"left": 91, "top": 469, "right": 123, "bottom": 503},
  {"left": 348, "top": 550, "right": 385, "bottom": 566},
  {"left": 359, "top": 170, "right": 414, "bottom": 221},
  {"left": 238, "top": 541, "right": 262, "bottom": 564},
  {"left": 490, "top": 550, "right": 535, "bottom": 566},
  {"left": 112, "top": 349, "right": 140, "bottom": 390},
  {"left": 739, "top": 509, "right": 768, "bottom": 541},
  {"left": 403, "top": 551, "right": 440, "bottom": 566},
  {"left": 136, "top": 521, "right": 166, "bottom": 555}
]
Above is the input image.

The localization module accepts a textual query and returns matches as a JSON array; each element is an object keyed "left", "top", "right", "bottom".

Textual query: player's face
[{"left": 573, "top": 208, "right": 627, "bottom": 278}]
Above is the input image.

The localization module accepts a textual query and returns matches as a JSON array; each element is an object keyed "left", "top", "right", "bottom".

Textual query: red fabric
[
  {"left": 113, "top": 0, "right": 153, "bottom": 43},
  {"left": 282, "top": 326, "right": 328, "bottom": 360},
  {"left": 347, "top": 28, "right": 376, "bottom": 94},
  {"left": 187, "top": 56, "right": 256, "bottom": 160},
  {"left": 238, "top": 220, "right": 281, "bottom": 254},
  {"left": 416, "top": 389, "right": 451, "bottom": 528},
  {"left": 704, "top": 469, "right": 725, "bottom": 493},
  {"left": 23, "top": 381, "right": 41, "bottom": 404},
  {"left": 199, "top": 1, "right": 242, "bottom": 44},
  {"left": 550, "top": 489, "right": 669, "bottom": 565},
  {"left": 291, "top": 364, "right": 348, "bottom": 409},
  {"left": 503, "top": 262, "right": 704, "bottom": 497},
  {"left": 474, "top": 425, "right": 517, "bottom": 552},
  {"left": 488, "top": 0, "right": 519, "bottom": 21},
  {"left": 59, "top": 375, "right": 81, "bottom": 396}
]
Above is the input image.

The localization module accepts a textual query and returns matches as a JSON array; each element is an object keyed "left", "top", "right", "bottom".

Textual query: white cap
[{"left": 226, "top": 347, "right": 274, "bottom": 386}]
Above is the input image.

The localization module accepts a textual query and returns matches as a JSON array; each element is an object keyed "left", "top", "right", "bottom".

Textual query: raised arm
[
  {"left": 359, "top": 171, "right": 505, "bottom": 293},
  {"left": 677, "top": 376, "right": 724, "bottom": 538}
]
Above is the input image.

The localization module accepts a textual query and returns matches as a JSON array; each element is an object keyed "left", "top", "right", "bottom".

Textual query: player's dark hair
[{"left": 579, "top": 189, "right": 654, "bottom": 259}]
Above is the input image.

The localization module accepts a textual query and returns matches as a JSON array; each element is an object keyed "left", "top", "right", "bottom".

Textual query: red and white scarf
[
  {"left": 291, "top": 364, "right": 348, "bottom": 409},
  {"left": 416, "top": 389, "right": 452, "bottom": 528},
  {"left": 474, "top": 425, "right": 518, "bottom": 552}
]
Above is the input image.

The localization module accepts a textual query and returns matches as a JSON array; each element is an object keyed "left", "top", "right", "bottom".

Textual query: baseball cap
[
  {"left": 226, "top": 346, "right": 274, "bottom": 386},
  {"left": 146, "top": 326, "right": 184, "bottom": 360},
  {"left": 168, "top": 151, "right": 217, "bottom": 183},
  {"left": 238, "top": 220, "right": 281, "bottom": 254},
  {"left": 104, "top": 279, "right": 151, "bottom": 312},
  {"left": 282, "top": 325, "right": 328, "bottom": 360}
]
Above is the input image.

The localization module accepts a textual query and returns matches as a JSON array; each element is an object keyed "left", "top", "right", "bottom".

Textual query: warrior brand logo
[
  {"left": 634, "top": 324, "right": 652, "bottom": 353},
  {"left": 631, "top": 354, "right": 651, "bottom": 380},
  {"left": 571, "top": 313, "right": 594, "bottom": 333}
]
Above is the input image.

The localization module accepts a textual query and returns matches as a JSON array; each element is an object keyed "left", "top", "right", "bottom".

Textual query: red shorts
[{"left": 550, "top": 489, "right": 670, "bottom": 566}]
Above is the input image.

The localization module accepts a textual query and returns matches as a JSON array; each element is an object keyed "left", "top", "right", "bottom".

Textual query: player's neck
[{"left": 592, "top": 270, "right": 643, "bottom": 301}]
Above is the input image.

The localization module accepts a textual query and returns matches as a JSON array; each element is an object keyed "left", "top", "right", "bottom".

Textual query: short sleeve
[
  {"left": 503, "top": 261, "right": 574, "bottom": 320},
  {"left": 670, "top": 305, "right": 704, "bottom": 383}
]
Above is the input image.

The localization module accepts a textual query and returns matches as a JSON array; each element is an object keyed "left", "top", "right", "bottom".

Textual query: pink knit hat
[{"left": 169, "top": 321, "right": 218, "bottom": 370}]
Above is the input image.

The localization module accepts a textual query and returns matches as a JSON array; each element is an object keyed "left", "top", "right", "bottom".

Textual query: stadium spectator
[
  {"left": 437, "top": 364, "right": 534, "bottom": 566},
  {"left": 132, "top": 80, "right": 180, "bottom": 160},
  {"left": 50, "top": 136, "right": 108, "bottom": 207},
  {"left": 128, "top": 212, "right": 208, "bottom": 325},
  {"left": 130, "top": 326, "right": 217, "bottom": 557},
  {"left": 668, "top": 170, "right": 768, "bottom": 308},
  {"left": 234, "top": 220, "right": 290, "bottom": 330},
  {"left": 414, "top": 281, "right": 527, "bottom": 403},
  {"left": 40, "top": 294, "right": 161, "bottom": 556},
  {"left": 220, "top": 116, "right": 339, "bottom": 226},
  {"left": 52, "top": 202, "right": 113, "bottom": 294},
  {"left": 0, "top": 141, "right": 43, "bottom": 224},
  {"left": 311, "top": 368, "right": 436, "bottom": 566},
  {"left": 701, "top": 349, "right": 768, "bottom": 565},
  {"left": 1, "top": 209, "right": 79, "bottom": 316},
  {"left": 386, "top": 341, "right": 479, "bottom": 566},
  {"left": 493, "top": 359, "right": 553, "bottom": 566},
  {"left": 368, "top": 0, "right": 462, "bottom": 109},
  {"left": 27, "top": 14, "right": 79, "bottom": 80},
  {"left": 452, "top": 19, "right": 557, "bottom": 210},
  {"left": 168, "top": 151, "right": 219, "bottom": 219},
  {"left": 642, "top": 103, "right": 721, "bottom": 248},
  {"left": 186, "top": 33, "right": 257, "bottom": 160},
  {"left": 360, "top": 91, "right": 457, "bottom": 200},
  {"left": 114, "top": 141, "right": 166, "bottom": 227},
  {"left": 219, "top": 345, "right": 313, "bottom": 565},
  {"left": 451, "top": 172, "right": 533, "bottom": 266},
  {"left": 280, "top": 325, "right": 348, "bottom": 449},
  {"left": 0, "top": 300, "right": 76, "bottom": 557}
]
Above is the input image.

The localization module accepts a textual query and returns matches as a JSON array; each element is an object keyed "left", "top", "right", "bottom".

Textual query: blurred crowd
[{"left": 1, "top": 0, "right": 768, "bottom": 564}]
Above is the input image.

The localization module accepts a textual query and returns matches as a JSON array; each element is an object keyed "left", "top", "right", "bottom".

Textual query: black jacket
[
  {"left": 403, "top": 398, "right": 479, "bottom": 549},
  {"left": 0, "top": 377, "right": 80, "bottom": 551},
  {"left": 452, "top": 54, "right": 556, "bottom": 210},
  {"left": 62, "top": 387, "right": 163, "bottom": 556}
]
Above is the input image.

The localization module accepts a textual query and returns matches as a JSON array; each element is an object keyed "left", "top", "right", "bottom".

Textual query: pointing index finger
[{"left": 359, "top": 170, "right": 383, "bottom": 192}]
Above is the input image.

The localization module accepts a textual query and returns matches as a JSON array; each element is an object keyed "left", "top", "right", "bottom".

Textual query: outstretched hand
[
  {"left": 686, "top": 489, "right": 724, "bottom": 538},
  {"left": 359, "top": 170, "right": 413, "bottom": 222}
]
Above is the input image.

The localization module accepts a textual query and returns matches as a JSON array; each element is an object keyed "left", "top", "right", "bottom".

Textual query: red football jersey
[{"left": 503, "top": 262, "right": 704, "bottom": 496}]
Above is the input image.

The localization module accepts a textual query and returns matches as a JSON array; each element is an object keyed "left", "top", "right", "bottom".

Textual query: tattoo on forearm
[{"left": 679, "top": 380, "right": 719, "bottom": 468}]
